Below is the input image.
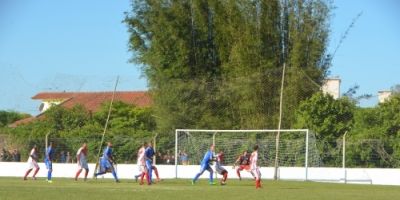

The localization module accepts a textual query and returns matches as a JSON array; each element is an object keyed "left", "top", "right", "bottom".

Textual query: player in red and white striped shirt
[
  {"left": 134, "top": 142, "right": 147, "bottom": 183},
  {"left": 75, "top": 143, "right": 89, "bottom": 181},
  {"left": 250, "top": 145, "right": 261, "bottom": 189},
  {"left": 23, "top": 145, "right": 40, "bottom": 180}
]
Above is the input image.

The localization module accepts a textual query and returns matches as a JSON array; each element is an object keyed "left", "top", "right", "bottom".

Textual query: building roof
[
  {"left": 9, "top": 91, "right": 152, "bottom": 128},
  {"left": 8, "top": 117, "right": 37, "bottom": 128},
  {"left": 32, "top": 91, "right": 152, "bottom": 112}
]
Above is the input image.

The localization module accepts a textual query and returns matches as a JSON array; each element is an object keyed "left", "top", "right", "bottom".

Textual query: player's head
[
  {"left": 147, "top": 141, "right": 152, "bottom": 147},
  {"left": 48, "top": 142, "right": 53, "bottom": 147},
  {"left": 82, "top": 143, "right": 87, "bottom": 148},
  {"left": 143, "top": 142, "right": 147, "bottom": 147},
  {"left": 253, "top": 145, "right": 259, "bottom": 151},
  {"left": 242, "top": 150, "right": 247, "bottom": 155},
  {"left": 210, "top": 144, "right": 215, "bottom": 151},
  {"left": 107, "top": 142, "right": 113, "bottom": 147}
]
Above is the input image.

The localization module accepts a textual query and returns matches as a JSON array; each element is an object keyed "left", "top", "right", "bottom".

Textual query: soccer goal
[{"left": 174, "top": 129, "right": 321, "bottom": 180}]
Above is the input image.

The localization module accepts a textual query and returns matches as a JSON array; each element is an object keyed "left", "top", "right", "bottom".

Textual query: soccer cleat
[
  {"left": 32, "top": 177, "right": 37, "bottom": 180},
  {"left": 191, "top": 180, "right": 195, "bottom": 185},
  {"left": 209, "top": 181, "right": 216, "bottom": 185},
  {"left": 47, "top": 180, "right": 53, "bottom": 183},
  {"left": 220, "top": 181, "right": 226, "bottom": 185}
]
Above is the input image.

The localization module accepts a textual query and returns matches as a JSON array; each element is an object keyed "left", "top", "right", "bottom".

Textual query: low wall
[{"left": 1, "top": 162, "right": 399, "bottom": 186}]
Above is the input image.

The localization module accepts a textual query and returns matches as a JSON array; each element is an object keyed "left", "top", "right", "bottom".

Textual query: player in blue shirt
[
  {"left": 45, "top": 142, "right": 54, "bottom": 183},
  {"left": 192, "top": 144, "right": 215, "bottom": 185},
  {"left": 144, "top": 142, "right": 155, "bottom": 185},
  {"left": 95, "top": 142, "right": 119, "bottom": 182}
]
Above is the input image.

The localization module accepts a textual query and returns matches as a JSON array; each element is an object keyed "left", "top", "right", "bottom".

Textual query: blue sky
[{"left": 0, "top": 0, "right": 399, "bottom": 115}]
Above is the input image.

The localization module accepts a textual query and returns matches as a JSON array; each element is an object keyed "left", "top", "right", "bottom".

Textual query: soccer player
[
  {"left": 95, "top": 142, "right": 119, "bottom": 182},
  {"left": 134, "top": 142, "right": 146, "bottom": 183},
  {"left": 250, "top": 145, "right": 261, "bottom": 189},
  {"left": 23, "top": 145, "right": 40, "bottom": 180},
  {"left": 192, "top": 144, "right": 215, "bottom": 185},
  {"left": 75, "top": 143, "right": 89, "bottom": 181},
  {"left": 215, "top": 151, "right": 228, "bottom": 185},
  {"left": 233, "top": 150, "right": 254, "bottom": 180},
  {"left": 45, "top": 142, "right": 54, "bottom": 183},
  {"left": 144, "top": 142, "right": 155, "bottom": 185}
]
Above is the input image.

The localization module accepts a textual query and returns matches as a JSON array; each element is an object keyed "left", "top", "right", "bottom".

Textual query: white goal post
[{"left": 174, "top": 129, "right": 314, "bottom": 180}]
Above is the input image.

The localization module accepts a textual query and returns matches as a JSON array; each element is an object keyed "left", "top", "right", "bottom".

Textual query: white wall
[{"left": 2, "top": 162, "right": 400, "bottom": 186}]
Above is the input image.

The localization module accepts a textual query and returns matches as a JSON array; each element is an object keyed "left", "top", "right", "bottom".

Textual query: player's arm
[
  {"left": 76, "top": 152, "right": 80, "bottom": 165},
  {"left": 232, "top": 155, "right": 241, "bottom": 168}
]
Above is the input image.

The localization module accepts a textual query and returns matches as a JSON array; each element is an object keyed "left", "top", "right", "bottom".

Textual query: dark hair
[{"left": 253, "top": 145, "right": 259, "bottom": 151}]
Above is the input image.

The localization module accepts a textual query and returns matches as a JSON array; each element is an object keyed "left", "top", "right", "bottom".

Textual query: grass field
[{"left": 1, "top": 178, "right": 399, "bottom": 200}]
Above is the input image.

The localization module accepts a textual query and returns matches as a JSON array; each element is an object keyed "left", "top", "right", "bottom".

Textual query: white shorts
[
  {"left": 251, "top": 167, "right": 261, "bottom": 180},
  {"left": 138, "top": 164, "right": 146, "bottom": 173},
  {"left": 78, "top": 159, "right": 89, "bottom": 170},
  {"left": 27, "top": 160, "right": 39, "bottom": 170}
]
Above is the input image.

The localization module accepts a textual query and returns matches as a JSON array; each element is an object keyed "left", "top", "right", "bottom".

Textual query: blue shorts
[
  {"left": 45, "top": 160, "right": 52, "bottom": 170},
  {"left": 100, "top": 158, "right": 112, "bottom": 171},
  {"left": 199, "top": 164, "right": 213, "bottom": 173}
]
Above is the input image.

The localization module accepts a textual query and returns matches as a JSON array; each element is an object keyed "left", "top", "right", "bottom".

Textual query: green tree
[
  {"left": 125, "top": 0, "right": 332, "bottom": 132},
  {"left": 0, "top": 110, "right": 31, "bottom": 127},
  {"left": 294, "top": 92, "right": 355, "bottom": 166}
]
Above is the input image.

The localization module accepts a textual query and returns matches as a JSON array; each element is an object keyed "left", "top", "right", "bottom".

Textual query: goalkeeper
[
  {"left": 95, "top": 142, "right": 119, "bottom": 182},
  {"left": 233, "top": 150, "right": 254, "bottom": 180},
  {"left": 215, "top": 151, "right": 228, "bottom": 185},
  {"left": 192, "top": 144, "right": 215, "bottom": 185}
]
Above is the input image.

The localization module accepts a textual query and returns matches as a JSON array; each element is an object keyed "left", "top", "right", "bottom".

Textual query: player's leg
[
  {"left": 236, "top": 165, "right": 244, "bottom": 180},
  {"left": 192, "top": 164, "right": 207, "bottom": 184},
  {"left": 31, "top": 162, "right": 39, "bottom": 180},
  {"left": 24, "top": 168, "right": 32, "bottom": 180},
  {"left": 110, "top": 162, "right": 119, "bottom": 182},
  {"left": 145, "top": 160, "right": 152, "bottom": 185},
  {"left": 252, "top": 168, "right": 261, "bottom": 189},
  {"left": 95, "top": 161, "right": 107, "bottom": 176},
  {"left": 46, "top": 161, "right": 53, "bottom": 182},
  {"left": 75, "top": 168, "right": 82, "bottom": 181},
  {"left": 152, "top": 166, "right": 160, "bottom": 182},
  {"left": 139, "top": 164, "right": 146, "bottom": 185},
  {"left": 206, "top": 165, "right": 214, "bottom": 185},
  {"left": 256, "top": 168, "right": 262, "bottom": 188},
  {"left": 221, "top": 170, "right": 228, "bottom": 185}
]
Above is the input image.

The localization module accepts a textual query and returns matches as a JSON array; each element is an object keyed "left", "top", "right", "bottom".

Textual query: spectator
[
  {"left": 60, "top": 151, "right": 66, "bottom": 163},
  {"left": 0, "top": 149, "right": 5, "bottom": 161},
  {"left": 13, "top": 149, "right": 21, "bottom": 162},
  {"left": 163, "top": 151, "right": 172, "bottom": 164},
  {"left": 180, "top": 151, "right": 188, "bottom": 165},
  {"left": 156, "top": 152, "right": 163, "bottom": 164},
  {"left": 66, "top": 151, "right": 71, "bottom": 163}
]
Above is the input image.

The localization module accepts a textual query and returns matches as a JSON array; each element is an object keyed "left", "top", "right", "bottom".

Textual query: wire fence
[{"left": 1, "top": 133, "right": 399, "bottom": 169}]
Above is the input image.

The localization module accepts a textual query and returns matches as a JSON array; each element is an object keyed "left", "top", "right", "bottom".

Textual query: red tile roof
[
  {"left": 32, "top": 91, "right": 152, "bottom": 112},
  {"left": 8, "top": 117, "right": 37, "bottom": 128}
]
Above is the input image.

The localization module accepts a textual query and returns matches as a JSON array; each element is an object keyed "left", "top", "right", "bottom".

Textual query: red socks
[{"left": 255, "top": 179, "right": 262, "bottom": 189}]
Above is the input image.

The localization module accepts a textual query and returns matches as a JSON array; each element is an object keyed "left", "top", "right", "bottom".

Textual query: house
[
  {"left": 378, "top": 90, "right": 392, "bottom": 103},
  {"left": 322, "top": 77, "right": 341, "bottom": 99},
  {"left": 9, "top": 91, "right": 151, "bottom": 127}
]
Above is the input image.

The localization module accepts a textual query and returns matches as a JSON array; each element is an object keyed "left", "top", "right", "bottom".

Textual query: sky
[{"left": 0, "top": 0, "right": 399, "bottom": 115}]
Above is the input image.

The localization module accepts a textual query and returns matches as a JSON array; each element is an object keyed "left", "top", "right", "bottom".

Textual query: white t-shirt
[{"left": 250, "top": 151, "right": 258, "bottom": 170}]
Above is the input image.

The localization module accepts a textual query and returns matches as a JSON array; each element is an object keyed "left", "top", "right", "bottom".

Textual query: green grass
[{"left": 0, "top": 177, "right": 399, "bottom": 200}]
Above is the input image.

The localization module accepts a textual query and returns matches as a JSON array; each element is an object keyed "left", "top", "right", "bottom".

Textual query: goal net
[{"left": 174, "top": 129, "right": 321, "bottom": 180}]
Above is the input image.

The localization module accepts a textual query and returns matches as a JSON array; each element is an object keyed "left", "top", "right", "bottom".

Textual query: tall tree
[{"left": 125, "top": 0, "right": 332, "bottom": 132}]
